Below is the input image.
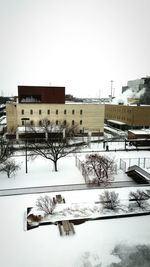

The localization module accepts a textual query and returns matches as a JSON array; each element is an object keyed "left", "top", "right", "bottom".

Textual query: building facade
[
  {"left": 18, "top": 86, "right": 65, "bottom": 104},
  {"left": 6, "top": 86, "right": 104, "bottom": 138},
  {"left": 105, "top": 104, "right": 150, "bottom": 130},
  {"left": 121, "top": 77, "right": 150, "bottom": 104},
  {"left": 122, "top": 77, "right": 150, "bottom": 93}
]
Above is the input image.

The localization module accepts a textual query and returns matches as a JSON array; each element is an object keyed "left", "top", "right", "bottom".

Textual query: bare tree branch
[
  {"left": 28, "top": 120, "right": 85, "bottom": 171},
  {"left": 36, "top": 195, "right": 56, "bottom": 215},
  {"left": 129, "top": 190, "right": 149, "bottom": 209},
  {"left": 82, "top": 154, "right": 116, "bottom": 186},
  {"left": 0, "top": 138, "right": 13, "bottom": 165},
  {"left": 0, "top": 159, "right": 20, "bottom": 178},
  {"left": 100, "top": 190, "right": 120, "bottom": 210}
]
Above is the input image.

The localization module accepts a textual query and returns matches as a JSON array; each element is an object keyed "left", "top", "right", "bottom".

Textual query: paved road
[{"left": 0, "top": 181, "right": 149, "bottom": 197}]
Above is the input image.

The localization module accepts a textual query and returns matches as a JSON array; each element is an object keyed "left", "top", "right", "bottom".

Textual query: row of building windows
[
  {"left": 22, "top": 119, "right": 83, "bottom": 126},
  {"left": 106, "top": 108, "right": 132, "bottom": 115},
  {"left": 21, "top": 109, "right": 83, "bottom": 115},
  {"left": 106, "top": 111, "right": 133, "bottom": 119}
]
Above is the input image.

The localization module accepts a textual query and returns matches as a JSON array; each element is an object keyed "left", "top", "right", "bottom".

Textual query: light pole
[{"left": 21, "top": 118, "right": 29, "bottom": 173}]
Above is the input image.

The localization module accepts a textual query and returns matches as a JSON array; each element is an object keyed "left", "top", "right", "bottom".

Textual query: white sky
[{"left": 0, "top": 0, "right": 150, "bottom": 98}]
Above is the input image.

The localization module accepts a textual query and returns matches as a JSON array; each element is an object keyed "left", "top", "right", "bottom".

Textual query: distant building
[
  {"left": 0, "top": 104, "right": 6, "bottom": 117},
  {"left": 128, "top": 129, "right": 150, "bottom": 139},
  {"left": 121, "top": 77, "right": 150, "bottom": 104},
  {"left": 6, "top": 86, "right": 104, "bottom": 139},
  {"left": 127, "top": 129, "right": 150, "bottom": 146},
  {"left": 0, "top": 115, "right": 6, "bottom": 135},
  {"left": 122, "top": 77, "right": 150, "bottom": 93},
  {"left": 0, "top": 96, "right": 14, "bottom": 105},
  {"left": 127, "top": 78, "right": 144, "bottom": 92},
  {"left": 105, "top": 104, "right": 150, "bottom": 130},
  {"left": 122, "top": 86, "right": 128, "bottom": 94}
]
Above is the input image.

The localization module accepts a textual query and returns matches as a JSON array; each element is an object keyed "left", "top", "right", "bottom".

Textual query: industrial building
[
  {"left": 105, "top": 104, "right": 150, "bottom": 130},
  {"left": 6, "top": 86, "right": 104, "bottom": 139}
]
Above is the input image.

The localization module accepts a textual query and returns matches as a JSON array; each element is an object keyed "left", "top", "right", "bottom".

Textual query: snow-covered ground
[
  {"left": 0, "top": 143, "right": 150, "bottom": 267},
  {"left": 0, "top": 154, "right": 84, "bottom": 189},
  {"left": 1, "top": 143, "right": 150, "bottom": 189},
  {"left": 0, "top": 190, "right": 150, "bottom": 267}
]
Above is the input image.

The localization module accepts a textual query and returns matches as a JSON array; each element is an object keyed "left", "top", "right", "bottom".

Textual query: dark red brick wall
[{"left": 18, "top": 86, "right": 65, "bottom": 104}]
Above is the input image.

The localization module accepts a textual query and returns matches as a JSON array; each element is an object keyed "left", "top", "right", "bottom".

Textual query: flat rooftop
[
  {"left": 129, "top": 129, "right": 150, "bottom": 135},
  {"left": 108, "top": 119, "right": 126, "bottom": 125}
]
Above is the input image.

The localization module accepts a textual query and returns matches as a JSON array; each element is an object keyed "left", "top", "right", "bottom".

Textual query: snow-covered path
[{"left": 0, "top": 180, "right": 140, "bottom": 197}]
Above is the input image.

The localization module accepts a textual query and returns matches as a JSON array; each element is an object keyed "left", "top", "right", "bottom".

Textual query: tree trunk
[{"left": 54, "top": 160, "right": 58, "bottom": 172}]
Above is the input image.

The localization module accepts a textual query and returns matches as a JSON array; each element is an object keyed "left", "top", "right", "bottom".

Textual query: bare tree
[
  {"left": 129, "top": 190, "right": 149, "bottom": 209},
  {"left": 0, "top": 159, "right": 20, "bottom": 178},
  {"left": 0, "top": 137, "right": 13, "bottom": 165},
  {"left": 83, "top": 154, "right": 116, "bottom": 185},
  {"left": 100, "top": 190, "right": 120, "bottom": 210},
  {"left": 29, "top": 120, "right": 84, "bottom": 171},
  {"left": 36, "top": 195, "right": 56, "bottom": 215}
]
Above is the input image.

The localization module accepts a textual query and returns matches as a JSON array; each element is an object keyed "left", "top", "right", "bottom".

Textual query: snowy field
[
  {"left": 0, "top": 190, "right": 150, "bottom": 267},
  {"left": 0, "top": 143, "right": 150, "bottom": 267},
  {"left": 0, "top": 154, "right": 85, "bottom": 189},
  {"left": 1, "top": 142, "right": 150, "bottom": 189}
]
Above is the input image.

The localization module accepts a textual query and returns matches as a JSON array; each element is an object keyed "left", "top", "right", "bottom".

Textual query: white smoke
[{"left": 112, "top": 87, "right": 145, "bottom": 105}]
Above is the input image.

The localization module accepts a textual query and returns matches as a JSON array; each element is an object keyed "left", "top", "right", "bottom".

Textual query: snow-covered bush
[
  {"left": 0, "top": 159, "right": 20, "bottom": 178},
  {"left": 36, "top": 195, "right": 56, "bottom": 215},
  {"left": 82, "top": 153, "right": 116, "bottom": 186},
  {"left": 100, "top": 190, "right": 120, "bottom": 210},
  {"left": 128, "top": 190, "right": 149, "bottom": 210}
]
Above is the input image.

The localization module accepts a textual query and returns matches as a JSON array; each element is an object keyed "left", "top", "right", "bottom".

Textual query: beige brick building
[
  {"left": 6, "top": 102, "right": 104, "bottom": 137},
  {"left": 6, "top": 86, "right": 104, "bottom": 138},
  {"left": 105, "top": 104, "right": 150, "bottom": 129}
]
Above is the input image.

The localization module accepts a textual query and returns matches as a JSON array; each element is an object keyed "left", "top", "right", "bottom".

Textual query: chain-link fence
[
  {"left": 120, "top": 157, "right": 150, "bottom": 172},
  {"left": 76, "top": 155, "right": 117, "bottom": 184},
  {"left": 75, "top": 156, "right": 89, "bottom": 183}
]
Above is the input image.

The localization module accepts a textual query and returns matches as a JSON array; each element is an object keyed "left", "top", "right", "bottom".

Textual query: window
[
  {"left": 30, "top": 109, "right": 33, "bottom": 115},
  {"left": 22, "top": 120, "right": 24, "bottom": 126},
  {"left": 80, "top": 120, "right": 82, "bottom": 125},
  {"left": 72, "top": 110, "right": 75, "bottom": 115},
  {"left": 39, "top": 120, "right": 42, "bottom": 126},
  {"left": 47, "top": 120, "right": 50, "bottom": 125},
  {"left": 56, "top": 109, "right": 58, "bottom": 115},
  {"left": 64, "top": 109, "right": 67, "bottom": 115},
  {"left": 56, "top": 120, "right": 58, "bottom": 125},
  {"left": 39, "top": 109, "right": 42, "bottom": 115},
  {"left": 80, "top": 109, "right": 83, "bottom": 115},
  {"left": 21, "top": 109, "right": 24, "bottom": 115},
  {"left": 30, "top": 120, "right": 34, "bottom": 126},
  {"left": 47, "top": 109, "right": 50, "bottom": 115},
  {"left": 64, "top": 120, "right": 66, "bottom": 125},
  {"left": 72, "top": 120, "right": 75, "bottom": 125}
]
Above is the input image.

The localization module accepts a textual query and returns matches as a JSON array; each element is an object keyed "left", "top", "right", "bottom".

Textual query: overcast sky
[{"left": 0, "top": 0, "right": 150, "bottom": 98}]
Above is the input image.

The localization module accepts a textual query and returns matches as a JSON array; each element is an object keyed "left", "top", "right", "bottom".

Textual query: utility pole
[
  {"left": 110, "top": 80, "right": 114, "bottom": 102},
  {"left": 21, "top": 118, "right": 29, "bottom": 173}
]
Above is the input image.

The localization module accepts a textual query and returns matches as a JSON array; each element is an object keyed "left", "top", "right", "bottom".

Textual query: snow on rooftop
[
  {"left": 17, "top": 125, "right": 61, "bottom": 133},
  {"left": 0, "top": 117, "right": 6, "bottom": 124},
  {"left": 107, "top": 119, "right": 126, "bottom": 125},
  {"left": 129, "top": 129, "right": 150, "bottom": 135},
  {"left": 65, "top": 101, "right": 104, "bottom": 104}
]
